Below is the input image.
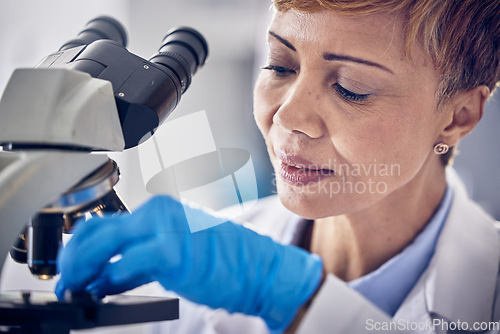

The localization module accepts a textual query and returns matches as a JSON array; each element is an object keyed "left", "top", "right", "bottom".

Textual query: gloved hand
[{"left": 56, "top": 195, "right": 323, "bottom": 331}]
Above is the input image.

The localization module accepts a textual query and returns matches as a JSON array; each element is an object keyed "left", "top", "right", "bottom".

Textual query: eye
[
  {"left": 333, "top": 83, "right": 371, "bottom": 102},
  {"left": 261, "top": 65, "right": 296, "bottom": 78}
]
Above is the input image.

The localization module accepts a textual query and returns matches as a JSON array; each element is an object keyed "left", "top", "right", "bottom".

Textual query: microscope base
[{"left": 0, "top": 290, "right": 179, "bottom": 333}]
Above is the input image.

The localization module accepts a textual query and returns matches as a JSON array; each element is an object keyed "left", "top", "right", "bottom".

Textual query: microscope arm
[{"left": 0, "top": 151, "right": 108, "bottom": 277}]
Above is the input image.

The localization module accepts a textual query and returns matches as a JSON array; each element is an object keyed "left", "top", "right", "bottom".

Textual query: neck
[{"left": 311, "top": 160, "right": 447, "bottom": 281}]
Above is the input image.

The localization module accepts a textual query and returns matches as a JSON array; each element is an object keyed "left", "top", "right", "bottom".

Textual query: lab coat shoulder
[{"left": 296, "top": 168, "right": 500, "bottom": 333}]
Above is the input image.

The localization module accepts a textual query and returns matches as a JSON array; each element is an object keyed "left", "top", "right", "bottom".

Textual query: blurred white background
[{"left": 0, "top": 0, "right": 498, "bottom": 219}]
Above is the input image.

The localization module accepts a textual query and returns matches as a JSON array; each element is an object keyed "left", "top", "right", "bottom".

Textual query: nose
[{"left": 272, "top": 77, "right": 326, "bottom": 139}]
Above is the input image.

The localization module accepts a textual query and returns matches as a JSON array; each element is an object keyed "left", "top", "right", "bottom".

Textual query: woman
[{"left": 57, "top": 0, "right": 500, "bottom": 333}]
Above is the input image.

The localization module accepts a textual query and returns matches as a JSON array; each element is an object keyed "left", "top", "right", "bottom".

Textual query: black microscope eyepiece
[
  {"left": 59, "top": 16, "right": 128, "bottom": 51},
  {"left": 150, "top": 27, "right": 208, "bottom": 93}
]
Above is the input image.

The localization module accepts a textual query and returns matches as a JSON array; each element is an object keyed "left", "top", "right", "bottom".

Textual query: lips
[{"left": 275, "top": 149, "right": 335, "bottom": 186}]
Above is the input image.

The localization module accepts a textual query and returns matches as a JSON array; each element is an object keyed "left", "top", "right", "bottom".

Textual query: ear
[{"left": 439, "top": 85, "right": 490, "bottom": 147}]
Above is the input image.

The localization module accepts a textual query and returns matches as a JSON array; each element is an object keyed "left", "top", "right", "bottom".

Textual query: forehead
[{"left": 268, "top": 9, "right": 411, "bottom": 69}]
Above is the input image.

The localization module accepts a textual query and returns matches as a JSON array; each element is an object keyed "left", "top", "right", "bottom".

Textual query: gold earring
[{"left": 434, "top": 143, "right": 449, "bottom": 155}]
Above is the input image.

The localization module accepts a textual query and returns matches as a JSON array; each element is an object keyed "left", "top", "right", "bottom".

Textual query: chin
[
  {"left": 276, "top": 180, "right": 381, "bottom": 219},
  {"left": 276, "top": 182, "right": 341, "bottom": 219}
]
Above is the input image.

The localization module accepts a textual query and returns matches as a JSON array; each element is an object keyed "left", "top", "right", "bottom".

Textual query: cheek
[
  {"left": 336, "top": 100, "right": 434, "bottom": 160},
  {"left": 253, "top": 75, "right": 280, "bottom": 138},
  {"left": 323, "top": 104, "right": 435, "bottom": 193}
]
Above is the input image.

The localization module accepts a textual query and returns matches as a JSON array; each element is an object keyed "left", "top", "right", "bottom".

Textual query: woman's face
[{"left": 253, "top": 9, "right": 450, "bottom": 219}]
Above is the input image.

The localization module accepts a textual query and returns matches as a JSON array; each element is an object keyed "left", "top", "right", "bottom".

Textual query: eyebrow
[
  {"left": 268, "top": 30, "right": 394, "bottom": 74},
  {"left": 323, "top": 53, "right": 394, "bottom": 74},
  {"left": 269, "top": 31, "right": 296, "bottom": 51}
]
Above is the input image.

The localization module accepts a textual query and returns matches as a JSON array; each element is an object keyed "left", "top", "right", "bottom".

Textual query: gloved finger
[
  {"left": 57, "top": 203, "right": 164, "bottom": 291},
  {"left": 57, "top": 216, "right": 136, "bottom": 292},
  {"left": 64, "top": 195, "right": 189, "bottom": 261},
  {"left": 58, "top": 196, "right": 189, "bottom": 292},
  {"left": 103, "top": 237, "right": 180, "bottom": 289},
  {"left": 84, "top": 264, "right": 153, "bottom": 298},
  {"left": 55, "top": 277, "right": 67, "bottom": 301}
]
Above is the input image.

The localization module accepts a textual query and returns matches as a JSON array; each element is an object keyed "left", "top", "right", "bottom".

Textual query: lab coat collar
[{"left": 398, "top": 168, "right": 499, "bottom": 326}]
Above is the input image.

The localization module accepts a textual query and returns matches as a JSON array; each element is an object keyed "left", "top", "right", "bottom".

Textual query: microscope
[{"left": 0, "top": 16, "right": 208, "bottom": 333}]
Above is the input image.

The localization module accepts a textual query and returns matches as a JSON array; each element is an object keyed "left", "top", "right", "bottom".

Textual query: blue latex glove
[{"left": 56, "top": 195, "right": 323, "bottom": 331}]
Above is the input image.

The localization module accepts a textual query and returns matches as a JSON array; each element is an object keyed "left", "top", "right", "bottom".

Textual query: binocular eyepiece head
[
  {"left": 44, "top": 15, "right": 209, "bottom": 149},
  {"left": 58, "top": 16, "right": 208, "bottom": 96}
]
